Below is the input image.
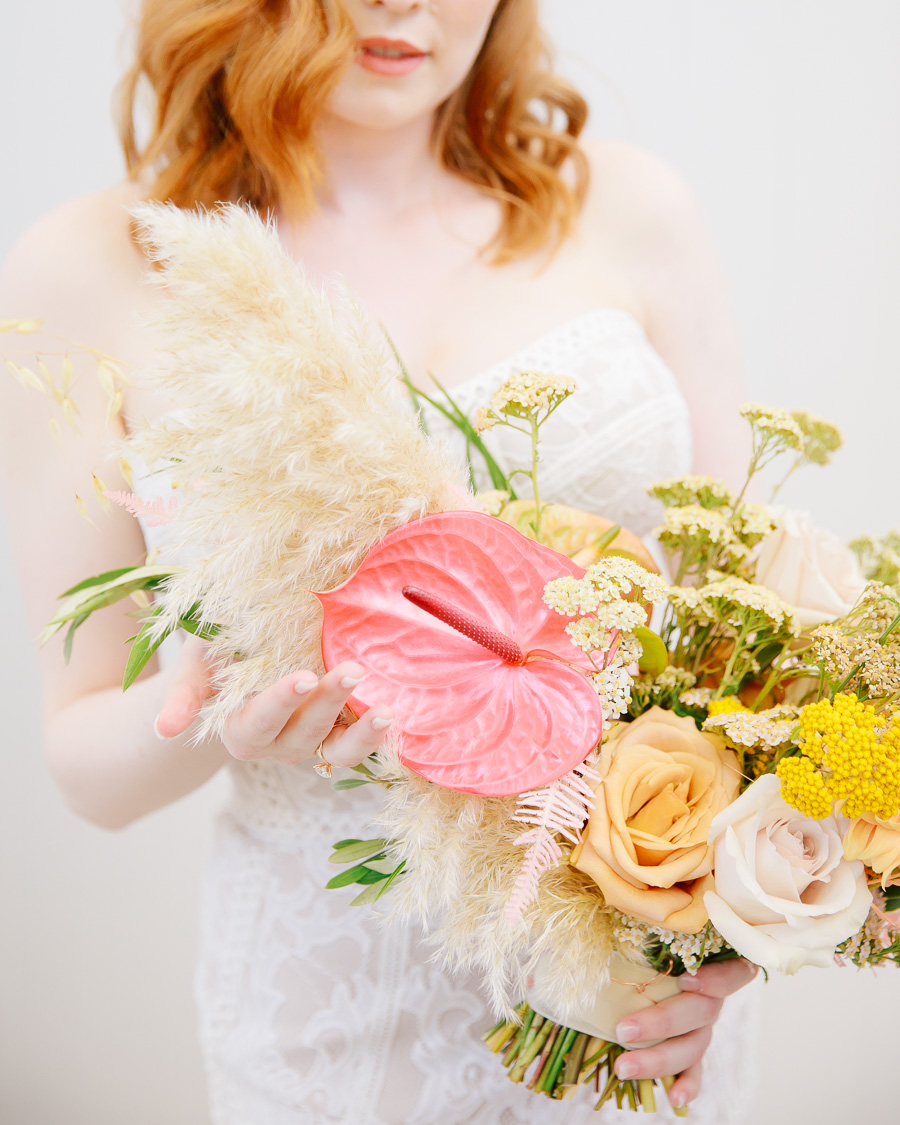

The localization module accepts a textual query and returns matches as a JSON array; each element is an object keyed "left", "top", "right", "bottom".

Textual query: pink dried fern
[
  {"left": 105, "top": 490, "right": 179, "bottom": 527},
  {"left": 505, "top": 761, "right": 601, "bottom": 926}
]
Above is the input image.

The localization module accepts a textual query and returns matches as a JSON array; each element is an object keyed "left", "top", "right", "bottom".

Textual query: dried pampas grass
[
  {"left": 123, "top": 202, "right": 614, "bottom": 1016},
  {"left": 374, "top": 740, "right": 617, "bottom": 1019},
  {"left": 124, "top": 202, "right": 465, "bottom": 739}
]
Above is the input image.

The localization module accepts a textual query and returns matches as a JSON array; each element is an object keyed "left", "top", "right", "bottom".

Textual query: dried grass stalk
[{"left": 124, "top": 202, "right": 465, "bottom": 738}]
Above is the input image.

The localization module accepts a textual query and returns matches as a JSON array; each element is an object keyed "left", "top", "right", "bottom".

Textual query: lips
[{"left": 356, "top": 37, "right": 429, "bottom": 77}]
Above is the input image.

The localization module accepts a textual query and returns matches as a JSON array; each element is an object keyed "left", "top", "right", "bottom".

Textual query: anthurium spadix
[{"left": 314, "top": 511, "right": 604, "bottom": 796}]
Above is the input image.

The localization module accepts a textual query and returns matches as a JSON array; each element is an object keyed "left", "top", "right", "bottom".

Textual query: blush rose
[
  {"left": 704, "top": 774, "right": 872, "bottom": 973},
  {"left": 754, "top": 508, "right": 867, "bottom": 629}
]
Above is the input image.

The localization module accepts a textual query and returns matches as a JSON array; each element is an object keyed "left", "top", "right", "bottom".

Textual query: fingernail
[
  {"left": 670, "top": 1091, "right": 686, "bottom": 1109},
  {"left": 371, "top": 716, "right": 393, "bottom": 731},
  {"left": 294, "top": 678, "right": 317, "bottom": 695},
  {"left": 616, "top": 1059, "right": 636, "bottom": 1080},
  {"left": 679, "top": 975, "right": 700, "bottom": 990},
  {"left": 340, "top": 675, "right": 365, "bottom": 689},
  {"left": 615, "top": 1021, "right": 640, "bottom": 1043},
  {"left": 153, "top": 716, "right": 171, "bottom": 741}
]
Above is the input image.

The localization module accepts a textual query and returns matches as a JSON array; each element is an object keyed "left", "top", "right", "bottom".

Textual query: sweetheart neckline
[{"left": 422, "top": 306, "right": 658, "bottom": 401}]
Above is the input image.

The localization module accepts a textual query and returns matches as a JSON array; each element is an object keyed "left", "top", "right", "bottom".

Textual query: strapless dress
[{"left": 137, "top": 307, "right": 759, "bottom": 1125}]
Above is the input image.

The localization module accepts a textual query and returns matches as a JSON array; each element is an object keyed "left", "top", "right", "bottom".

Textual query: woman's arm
[{"left": 0, "top": 195, "right": 392, "bottom": 829}]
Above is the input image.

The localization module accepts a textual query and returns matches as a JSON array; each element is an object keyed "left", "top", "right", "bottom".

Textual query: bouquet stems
[{"left": 483, "top": 1004, "right": 688, "bottom": 1115}]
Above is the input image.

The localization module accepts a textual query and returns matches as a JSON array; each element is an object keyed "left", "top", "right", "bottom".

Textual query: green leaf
[
  {"left": 178, "top": 602, "right": 221, "bottom": 641},
  {"left": 122, "top": 607, "right": 173, "bottom": 691},
  {"left": 43, "top": 565, "right": 178, "bottom": 644},
  {"left": 428, "top": 374, "right": 513, "bottom": 495},
  {"left": 59, "top": 565, "right": 144, "bottom": 597},
  {"left": 364, "top": 858, "right": 402, "bottom": 875},
  {"left": 326, "top": 838, "right": 387, "bottom": 865},
  {"left": 62, "top": 612, "right": 90, "bottom": 664},
  {"left": 332, "top": 778, "right": 372, "bottom": 790},
  {"left": 325, "top": 861, "right": 389, "bottom": 889},
  {"left": 348, "top": 880, "right": 392, "bottom": 907},
  {"left": 634, "top": 626, "right": 669, "bottom": 676},
  {"left": 592, "top": 524, "right": 622, "bottom": 553},
  {"left": 349, "top": 861, "right": 406, "bottom": 906},
  {"left": 385, "top": 328, "right": 431, "bottom": 439},
  {"left": 884, "top": 886, "right": 900, "bottom": 913},
  {"left": 332, "top": 838, "right": 364, "bottom": 849}
]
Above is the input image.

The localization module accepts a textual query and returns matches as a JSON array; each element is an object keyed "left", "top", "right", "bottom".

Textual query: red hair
[{"left": 119, "top": 0, "right": 589, "bottom": 261}]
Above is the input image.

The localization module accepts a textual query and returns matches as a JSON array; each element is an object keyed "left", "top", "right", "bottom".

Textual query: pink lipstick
[{"left": 357, "top": 37, "right": 429, "bottom": 77}]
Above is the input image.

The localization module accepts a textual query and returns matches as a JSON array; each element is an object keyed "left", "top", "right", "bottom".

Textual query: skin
[{"left": 0, "top": 0, "right": 756, "bottom": 1108}]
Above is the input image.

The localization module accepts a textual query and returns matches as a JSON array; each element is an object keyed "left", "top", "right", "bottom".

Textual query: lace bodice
[
  {"left": 138, "top": 310, "right": 758, "bottom": 1124},
  {"left": 417, "top": 308, "right": 692, "bottom": 537}
]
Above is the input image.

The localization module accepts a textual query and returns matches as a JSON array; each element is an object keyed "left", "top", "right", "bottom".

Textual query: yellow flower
[
  {"left": 776, "top": 694, "right": 900, "bottom": 820},
  {"left": 707, "top": 697, "right": 747, "bottom": 718}
]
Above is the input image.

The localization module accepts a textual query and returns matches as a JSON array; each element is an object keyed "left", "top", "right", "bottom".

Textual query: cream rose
[
  {"left": 843, "top": 812, "right": 900, "bottom": 888},
  {"left": 570, "top": 707, "right": 741, "bottom": 933},
  {"left": 754, "top": 507, "right": 866, "bottom": 628},
  {"left": 704, "top": 774, "right": 872, "bottom": 974}
]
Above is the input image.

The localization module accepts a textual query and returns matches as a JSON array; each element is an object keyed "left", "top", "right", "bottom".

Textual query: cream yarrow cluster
[
  {"left": 809, "top": 587, "right": 900, "bottom": 701},
  {"left": 777, "top": 694, "right": 900, "bottom": 819},
  {"left": 614, "top": 915, "right": 729, "bottom": 975},
  {"left": 851, "top": 534, "right": 900, "bottom": 587},
  {"left": 649, "top": 475, "right": 734, "bottom": 510},
  {"left": 543, "top": 559, "right": 669, "bottom": 618},
  {"left": 473, "top": 370, "right": 576, "bottom": 431},
  {"left": 703, "top": 706, "right": 798, "bottom": 750},
  {"left": 591, "top": 637, "right": 642, "bottom": 720},
  {"left": 790, "top": 410, "right": 843, "bottom": 466},
  {"left": 740, "top": 403, "right": 805, "bottom": 449},
  {"left": 656, "top": 505, "right": 736, "bottom": 548},
  {"left": 702, "top": 575, "right": 797, "bottom": 632}
]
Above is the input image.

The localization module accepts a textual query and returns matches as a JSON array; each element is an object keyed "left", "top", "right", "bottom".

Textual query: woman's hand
[
  {"left": 612, "top": 957, "right": 759, "bottom": 1109},
  {"left": 155, "top": 635, "right": 394, "bottom": 770}
]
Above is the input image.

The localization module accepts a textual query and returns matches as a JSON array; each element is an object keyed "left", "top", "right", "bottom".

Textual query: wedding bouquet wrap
[{"left": 12, "top": 205, "right": 900, "bottom": 1117}]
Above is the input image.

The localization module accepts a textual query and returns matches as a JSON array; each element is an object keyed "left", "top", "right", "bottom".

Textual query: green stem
[
  {"left": 639, "top": 1078, "right": 657, "bottom": 1113},
  {"left": 530, "top": 415, "right": 543, "bottom": 540},
  {"left": 714, "top": 621, "right": 753, "bottom": 698},
  {"left": 527, "top": 1023, "right": 560, "bottom": 1090},
  {"left": 540, "top": 1025, "right": 577, "bottom": 1095},
  {"left": 509, "top": 1017, "right": 551, "bottom": 1083},
  {"left": 562, "top": 1031, "right": 589, "bottom": 1089},
  {"left": 749, "top": 641, "right": 792, "bottom": 712}
]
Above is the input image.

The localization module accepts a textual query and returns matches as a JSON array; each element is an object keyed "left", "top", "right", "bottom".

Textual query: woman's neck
[{"left": 306, "top": 112, "right": 447, "bottom": 222}]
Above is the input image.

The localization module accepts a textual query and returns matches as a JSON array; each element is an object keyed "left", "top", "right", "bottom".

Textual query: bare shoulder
[
  {"left": 578, "top": 137, "right": 710, "bottom": 251},
  {"left": 0, "top": 181, "right": 147, "bottom": 333}
]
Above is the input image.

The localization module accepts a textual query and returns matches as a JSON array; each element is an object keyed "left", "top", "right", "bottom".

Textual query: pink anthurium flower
[{"left": 314, "top": 511, "right": 604, "bottom": 796}]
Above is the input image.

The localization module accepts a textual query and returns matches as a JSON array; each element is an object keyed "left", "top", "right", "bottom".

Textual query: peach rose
[
  {"left": 754, "top": 508, "right": 866, "bottom": 628},
  {"left": 570, "top": 707, "right": 741, "bottom": 933},
  {"left": 843, "top": 812, "right": 900, "bottom": 887}
]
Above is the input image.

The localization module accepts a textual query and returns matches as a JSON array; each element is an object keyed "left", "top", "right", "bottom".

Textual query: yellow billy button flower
[
  {"left": 776, "top": 755, "right": 833, "bottom": 819},
  {"left": 707, "top": 697, "right": 747, "bottom": 718},
  {"left": 776, "top": 694, "right": 900, "bottom": 820}
]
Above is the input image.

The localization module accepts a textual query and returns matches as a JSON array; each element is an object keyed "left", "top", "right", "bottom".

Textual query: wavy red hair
[{"left": 119, "top": 0, "right": 589, "bottom": 261}]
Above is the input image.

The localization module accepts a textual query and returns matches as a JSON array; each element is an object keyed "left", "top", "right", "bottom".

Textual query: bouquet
[{"left": 7, "top": 204, "right": 900, "bottom": 1118}]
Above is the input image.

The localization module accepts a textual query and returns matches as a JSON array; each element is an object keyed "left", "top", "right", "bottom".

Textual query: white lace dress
[{"left": 140, "top": 308, "right": 759, "bottom": 1125}]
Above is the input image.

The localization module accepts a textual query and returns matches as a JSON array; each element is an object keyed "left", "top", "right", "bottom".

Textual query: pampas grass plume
[{"left": 124, "top": 202, "right": 465, "bottom": 739}]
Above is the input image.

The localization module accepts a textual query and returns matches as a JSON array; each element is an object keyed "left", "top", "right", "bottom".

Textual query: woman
[{"left": 0, "top": 0, "right": 758, "bottom": 1121}]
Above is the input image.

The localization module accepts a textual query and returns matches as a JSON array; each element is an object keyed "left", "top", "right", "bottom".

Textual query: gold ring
[{"left": 313, "top": 742, "right": 333, "bottom": 779}]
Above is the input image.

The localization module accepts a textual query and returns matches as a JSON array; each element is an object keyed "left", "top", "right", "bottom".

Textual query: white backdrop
[{"left": 1, "top": 2, "right": 898, "bottom": 1123}]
